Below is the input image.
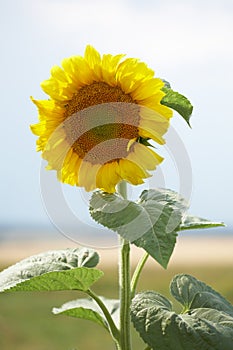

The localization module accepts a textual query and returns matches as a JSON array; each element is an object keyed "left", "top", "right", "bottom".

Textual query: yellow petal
[
  {"left": 127, "top": 143, "right": 163, "bottom": 171},
  {"left": 117, "top": 58, "right": 154, "bottom": 81},
  {"left": 61, "top": 57, "right": 83, "bottom": 88},
  {"left": 131, "top": 78, "right": 164, "bottom": 101},
  {"left": 118, "top": 159, "right": 149, "bottom": 185},
  {"left": 72, "top": 56, "right": 96, "bottom": 85},
  {"left": 101, "top": 54, "right": 125, "bottom": 86},
  {"left": 138, "top": 127, "right": 165, "bottom": 145},
  {"left": 84, "top": 45, "right": 102, "bottom": 81},
  {"left": 96, "top": 161, "right": 121, "bottom": 193},
  {"left": 40, "top": 78, "right": 73, "bottom": 101},
  {"left": 50, "top": 65, "right": 70, "bottom": 84},
  {"left": 59, "top": 152, "right": 81, "bottom": 185},
  {"left": 140, "top": 97, "right": 173, "bottom": 119},
  {"left": 78, "top": 161, "right": 101, "bottom": 191}
]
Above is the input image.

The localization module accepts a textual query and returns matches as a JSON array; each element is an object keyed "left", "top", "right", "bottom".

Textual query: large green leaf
[
  {"left": 0, "top": 268, "right": 103, "bottom": 293},
  {"left": 53, "top": 297, "right": 120, "bottom": 330},
  {"left": 161, "top": 87, "right": 193, "bottom": 126},
  {"left": 170, "top": 274, "right": 233, "bottom": 316},
  {"left": 90, "top": 188, "right": 188, "bottom": 268},
  {"left": 0, "top": 248, "right": 102, "bottom": 292},
  {"left": 179, "top": 215, "right": 225, "bottom": 231},
  {"left": 131, "top": 290, "right": 233, "bottom": 350}
]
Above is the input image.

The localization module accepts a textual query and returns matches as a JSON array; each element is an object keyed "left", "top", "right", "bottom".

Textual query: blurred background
[{"left": 0, "top": 0, "right": 233, "bottom": 349}]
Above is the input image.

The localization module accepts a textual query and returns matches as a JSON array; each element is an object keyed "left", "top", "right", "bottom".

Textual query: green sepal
[{"left": 137, "top": 137, "right": 155, "bottom": 148}]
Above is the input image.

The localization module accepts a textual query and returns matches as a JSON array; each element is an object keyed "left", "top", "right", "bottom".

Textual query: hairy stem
[
  {"left": 87, "top": 289, "right": 120, "bottom": 348},
  {"left": 117, "top": 181, "right": 132, "bottom": 350},
  {"left": 131, "top": 252, "right": 149, "bottom": 299},
  {"left": 119, "top": 239, "right": 131, "bottom": 349},
  {"left": 117, "top": 180, "right": 128, "bottom": 200}
]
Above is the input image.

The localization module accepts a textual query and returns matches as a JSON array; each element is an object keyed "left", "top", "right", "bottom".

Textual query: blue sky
[{"left": 0, "top": 0, "right": 233, "bottom": 235}]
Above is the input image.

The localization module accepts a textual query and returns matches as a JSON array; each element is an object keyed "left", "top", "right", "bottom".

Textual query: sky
[{"left": 0, "top": 0, "right": 233, "bottom": 238}]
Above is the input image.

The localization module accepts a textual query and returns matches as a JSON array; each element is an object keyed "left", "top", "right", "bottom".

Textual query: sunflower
[{"left": 31, "top": 45, "right": 172, "bottom": 193}]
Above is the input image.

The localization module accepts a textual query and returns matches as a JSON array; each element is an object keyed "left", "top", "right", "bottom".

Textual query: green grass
[{"left": 0, "top": 264, "right": 233, "bottom": 350}]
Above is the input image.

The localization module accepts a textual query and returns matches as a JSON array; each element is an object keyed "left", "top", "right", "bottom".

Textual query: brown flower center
[{"left": 63, "top": 82, "right": 140, "bottom": 164}]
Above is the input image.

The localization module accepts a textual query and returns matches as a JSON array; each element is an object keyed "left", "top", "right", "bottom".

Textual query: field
[
  {"left": 0, "top": 235, "right": 232, "bottom": 349},
  {"left": 1, "top": 262, "right": 233, "bottom": 350}
]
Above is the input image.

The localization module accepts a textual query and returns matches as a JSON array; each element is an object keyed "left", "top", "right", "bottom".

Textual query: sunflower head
[{"left": 31, "top": 45, "right": 173, "bottom": 193}]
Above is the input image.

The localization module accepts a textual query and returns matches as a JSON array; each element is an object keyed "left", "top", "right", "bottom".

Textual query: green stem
[
  {"left": 87, "top": 289, "right": 120, "bottom": 349},
  {"left": 117, "top": 181, "right": 128, "bottom": 199},
  {"left": 117, "top": 181, "right": 132, "bottom": 350},
  {"left": 119, "top": 239, "right": 131, "bottom": 349},
  {"left": 131, "top": 252, "right": 149, "bottom": 299}
]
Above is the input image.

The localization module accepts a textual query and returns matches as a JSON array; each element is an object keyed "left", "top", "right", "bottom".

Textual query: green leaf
[
  {"left": 53, "top": 298, "right": 107, "bottom": 329},
  {"left": 190, "top": 308, "right": 233, "bottom": 330},
  {"left": 161, "top": 87, "right": 193, "bottom": 126},
  {"left": 90, "top": 188, "right": 188, "bottom": 268},
  {"left": 131, "top": 290, "right": 233, "bottom": 350},
  {"left": 170, "top": 274, "right": 233, "bottom": 316},
  {"left": 53, "top": 297, "right": 120, "bottom": 330},
  {"left": 0, "top": 248, "right": 102, "bottom": 292},
  {"left": 191, "top": 292, "right": 233, "bottom": 317},
  {"left": 0, "top": 268, "right": 103, "bottom": 293},
  {"left": 179, "top": 215, "right": 225, "bottom": 231}
]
